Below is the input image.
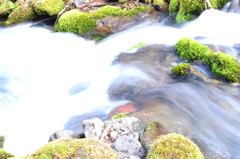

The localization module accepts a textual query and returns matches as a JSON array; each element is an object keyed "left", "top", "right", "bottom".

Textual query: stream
[{"left": 0, "top": 2, "right": 240, "bottom": 158}]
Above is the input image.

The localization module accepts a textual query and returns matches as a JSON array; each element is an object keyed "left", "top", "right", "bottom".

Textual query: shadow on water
[{"left": 133, "top": 81, "right": 240, "bottom": 159}]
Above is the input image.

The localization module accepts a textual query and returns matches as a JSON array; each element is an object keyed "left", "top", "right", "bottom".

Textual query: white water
[{"left": 0, "top": 9, "right": 239, "bottom": 157}]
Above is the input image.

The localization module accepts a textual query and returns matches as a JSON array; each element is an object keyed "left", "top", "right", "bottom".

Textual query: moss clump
[
  {"left": 32, "top": 138, "right": 118, "bottom": 159},
  {"left": 55, "top": 9, "right": 97, "bottom": 36},
  {"left": 5, "top": 6, "right": 36, "bottom": 25},
  {"left": 147, "top": 133, "right": 204, "bottom": 159},
  {"left": 0, "top": 136, "right": 4, "bottom": 149},
  {"left": 169, "top": 0, "right": 179, "bottom": 15},
  {"left": 34, "top": 0, "right": 65, "bottom": 16},
  {"left": 0, "top": 1, "right": 15, "bottom": 16},
  {"left": 0, "top": 149, "right": 14, "bottom": 159},
  {"left": 111, "top": 112, "right": 129, "bottom": 120},
  {"left": 173, "top": 63, "right": 191, "bottom": 76},
  {"left": 209, "top": 0, "right": 229, "bottom": 9},
  {"left": 146, "top": 122, "right": 157, "bottom": 131},
  {"left": 175, "top": 37, "right": 211, "bottom": 61},
  {"left": 98, "top": 5, "right": 126, "bottom": 16},
  {"left": 127, "top": 42, "right": 147, "bottom": 51},
  {"left": 175, "top": 37, "right": 240, "bottom": 82}
]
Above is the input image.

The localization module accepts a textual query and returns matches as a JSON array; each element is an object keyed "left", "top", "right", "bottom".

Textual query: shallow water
[{"left": 0, "top": 8, "right": 240, "bottom": 158}]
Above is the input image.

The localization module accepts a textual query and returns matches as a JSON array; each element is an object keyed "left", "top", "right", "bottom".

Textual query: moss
[
  {"left": 175, "top": 37, "right": 240, "bottom": 82},
  {"left": 127, "top": 42, "right": 147, "bottom": 51},
  {"left": 173, "top": 63, "right": 191, "bottom": 76},
  {"left": 98, "top": 5, "right": 126, "bottom": 16},
  {"left": 111, "top": 112, "right": 129, "bottom": 120},
  {"left": 5, "top": 6, "right": 36, "bottom": 25},
  {"left": 0, "top": 1, "right": 15, "bottom": 16},
  {"left": 54, "top": 9, "right": 97, "bottom": 36},
  {"left": 146, "top": 122, "right": 157, "bottom": 131},
  {"left": 34, "top": 0, "right": 65, "bottom": 16},
  {"left": 32, "top": 138, "right": 118, "bottom": 159},
  {"left": 92, "top": 33, "right": 109, "bottom": 42},
  {"left": 147, "top": 133, "right": 204, "bottom": 159},
  {"left": 153, "top": 0, "right": 164, "bottom": 5},
  {"left": 0, "top": 149, "right": 14, "bottom": 159},
  {"left": 0, "top": 136, "right": 4, "bottom": 149},
  {"left": 125, "top": 5, "right": 150, "bottom": 16},
  {"left": 210, "top": 0, "right": 229, "bottom": 9},
  {"left": 169, "top": 0, "right": 179, "bottom": 15}
]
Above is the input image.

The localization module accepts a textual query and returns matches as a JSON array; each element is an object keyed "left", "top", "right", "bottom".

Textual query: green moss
[
  {"left": 34, "top": 0, "right": 65, "bottom": 16},
  {"left": 175, "top": 37, "right": 240, "bottom": 82},
  {"left": 173, "top": 63, "right": 191, "bottom": 76},
  {"left": 210, "top": 0, "right": 229, "bottom": 9},
  {"left": 153, "top": 0, "right": 164, "bottom": 5},
  {"left": 146, "top": 122, "right": 157, "bottom": 131},
  {"left": 98, "top": 5, "right": 126, "bottom": 16},
  {"left": 92, "top": 33, "right": 109, "bottom": 42},
  {"left": 0, "top": 136, "right": 4, "bottom": 149},
  {"left": 55, "top": 9, "right": 97, "bottom": 36},
  {"left": 0, "top": 1, "right": 15, "bottom": 16},
  {"left": 147, "top": 133, "right": 204, "bottom": 159},
  {"left": 125, "top": 5, "right": 150, "bottom": 16},
  {"left": 127, "top": 42, "right": 147, "bottom": 51},
  {"left": 32, "top": 138, "right": 118, "bottom": 159},
  {"left": 0, "top": 149, "right": 14, "bottom": 159},
  {"left": 5, "top": 6, "right": 36, "bottom": 25},
  {"left": 169, "top": 0, "right": 179, "bottom": 15},
  {"left": 175, "top": 37, "right": 211, "bottom": 61},
  {"left": 111, "top": 112, "right": 129, "bottom": 120}
]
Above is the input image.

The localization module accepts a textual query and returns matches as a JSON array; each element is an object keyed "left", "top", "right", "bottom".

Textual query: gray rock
[
  {"left": 112, "top": 135, "right": 144, "bottom": 158},
  {"left": 82, "top": 117, "right": 105, "bottom": 140},
  {"left": 48, "top": 130, "right": 79, "bottom": 142},
  {"left": 118, "top": 152, "right": 141, "bottom": 159}
]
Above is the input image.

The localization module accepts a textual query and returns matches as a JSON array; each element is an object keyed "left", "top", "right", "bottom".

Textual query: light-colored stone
[
  {"left": 48, "top": 130, "right": 79, "bottom": 142},
  {"left": 82, "top": 117, "right": 105, "bottom": 140}
]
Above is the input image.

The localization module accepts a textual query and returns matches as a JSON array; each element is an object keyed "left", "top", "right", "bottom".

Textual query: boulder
[
  {"left": 112, "top": 136, "right": 144, "bottom": 158},
  {"left": 29, "top": 138, "right": 118, "bottom": 159},
  {"left": 118, "top": 152, "right": 141, "bottom": 159}
]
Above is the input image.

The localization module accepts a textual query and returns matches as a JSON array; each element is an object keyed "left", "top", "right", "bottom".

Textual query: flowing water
[{"left": 0, "top": 3, "right": 240, "bottom": 158}]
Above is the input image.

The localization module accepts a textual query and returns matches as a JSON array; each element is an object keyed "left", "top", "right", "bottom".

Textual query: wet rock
[
  {"left": 108, "top": 44, "right": 179, "bottom": 101},
  {"left": 48, "top": 130, "right": 80, "bottom": 142},
  {"left": 224, "top": 0, "right": 240, "bottom": 13},
  {"left": 82, "top": 117, "right": 105, "bottom": 140},
  {"left": 139, "top": 122, "right": 168, "bottom": 151},
  {"left": 107, "top": 101, "right": 140, "bottom": 119},
  {"left": 112, "top": 135, "right": 144, "bottom": 158}
]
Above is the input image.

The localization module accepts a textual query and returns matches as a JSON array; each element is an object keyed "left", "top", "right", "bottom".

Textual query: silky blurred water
[{"left": 0, "top": 7, "right": 240, "bottom": 158}]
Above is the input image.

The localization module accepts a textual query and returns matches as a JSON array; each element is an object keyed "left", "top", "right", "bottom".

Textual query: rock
[
  {"left": 82, "top": 117, "right": 105, "bottom": 140},
  {"left": 100, "top": 117, "right": 145, "bottom": 146},
  {"left": 112, "top": 136, "right": 144, "bottom": 158},
  {"left": 147, "top": 133, "right": 204, "bottom": 159},
  {"left": 108, "top": 44, "right": 179, "bottom": 101},
  {"left": 118, "top": 152, "right": 141, "bottom": 159},
  {"left": 28, "top": 138, "right": 118, "bottom": 159},
  {"left": 48, "top": 130, "right": 80, "bottom": 142},
  {"left": 139, "top": 122, "right": 168, "bottom": 151},
  {"left": 107, "top": 101, "right": 140, "bottom": 119}
]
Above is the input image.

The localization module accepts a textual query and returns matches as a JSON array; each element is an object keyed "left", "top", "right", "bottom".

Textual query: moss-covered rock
[
  {"left": 169, "top": 0, "right": 229, "bottom": 23},
  {"left": 34, "top": 0, "right": 65, "bottom": 16},
  {"left": 0, "top": 1, "right": 15, "bottom": 16},
  {"left": 175, "top": 37, "right": 240, "bottom": 82},
  {"left": 147, "top": 133, "right": 204, "bottom": 159},
  {"left": 55, "top": 5, "right": 149, "bottom": 37},
  {"left": 172, "top": 63, "right": 191, "bottom": 76},
  {"left": 54, "top": 9, "right": 97, "bottom": 36},
  {"left": 0, "top": 149, "right": 14, "bottom": 159},
  {"left": 31, "top": 138, "right": 118, "bottom": 159},
  {"left": 5, "top": 5, "right": 36, "bottom": 25}
]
